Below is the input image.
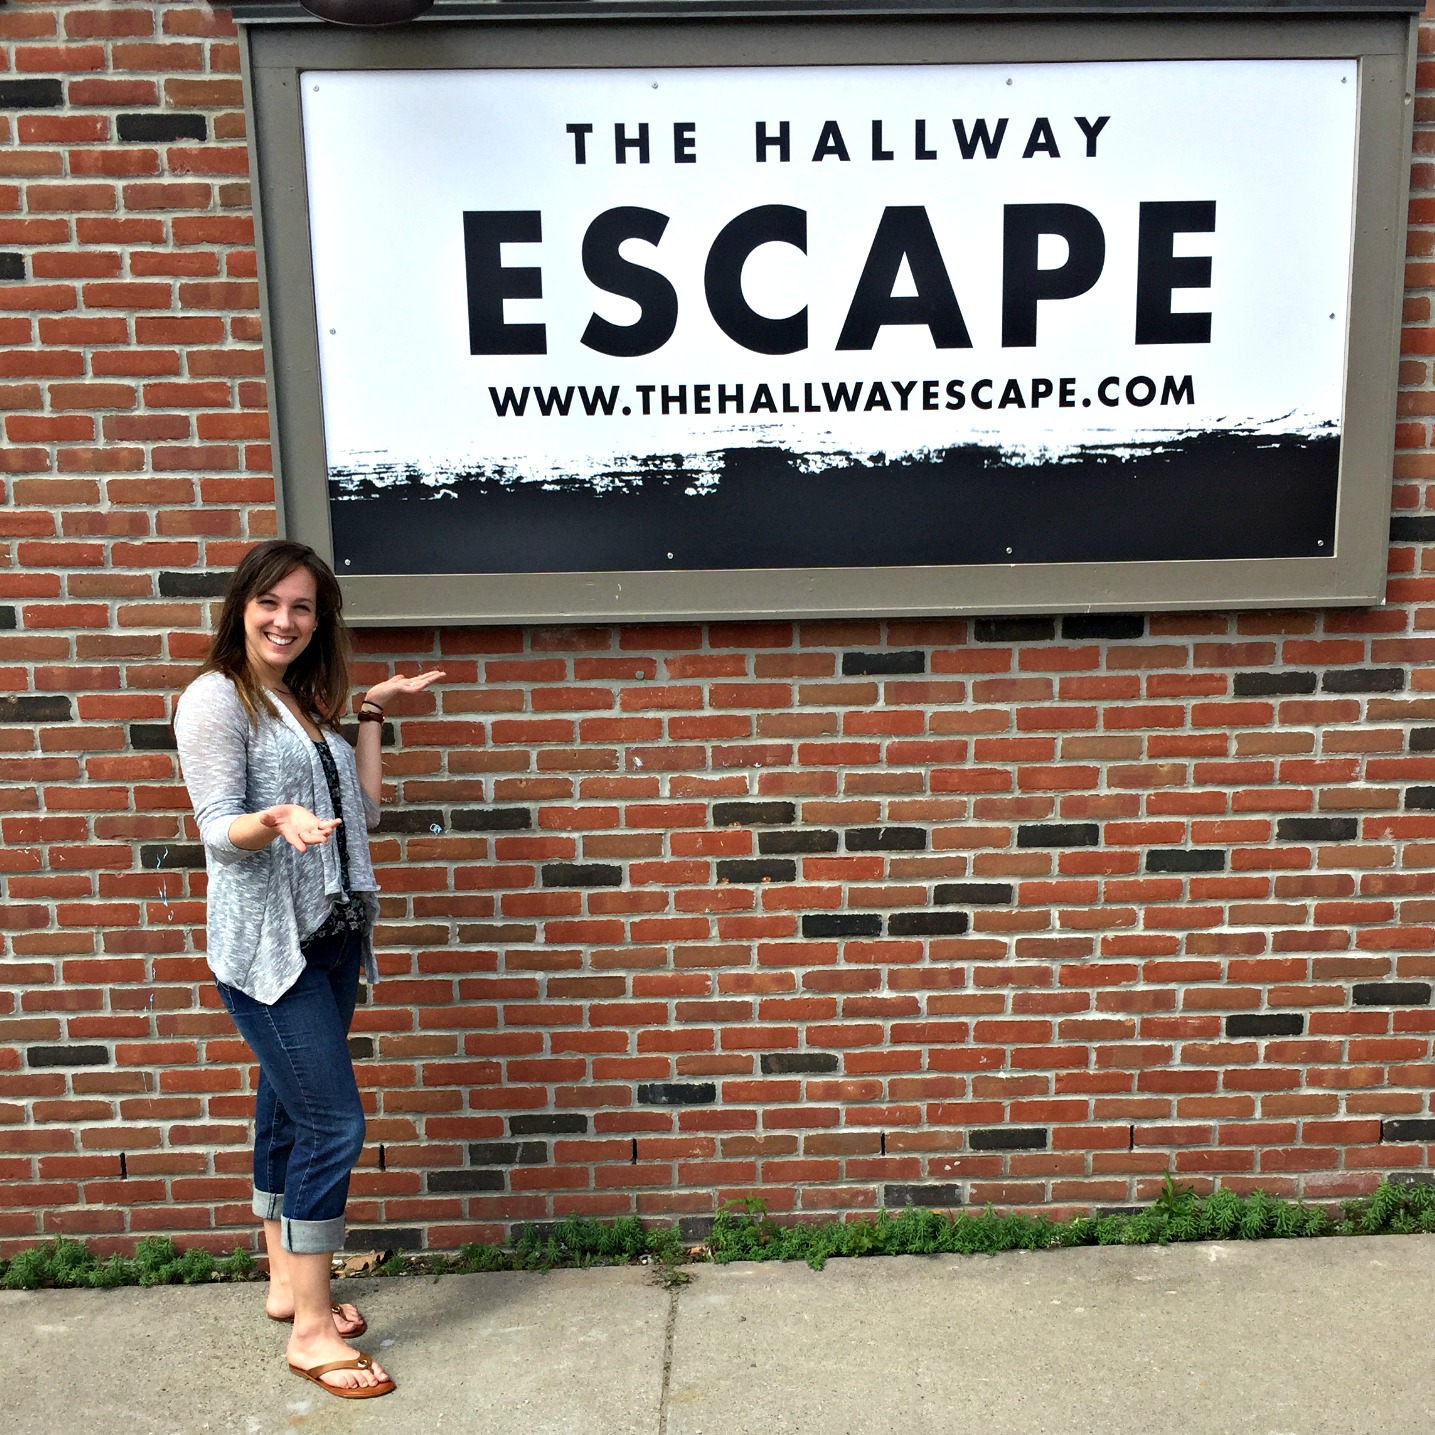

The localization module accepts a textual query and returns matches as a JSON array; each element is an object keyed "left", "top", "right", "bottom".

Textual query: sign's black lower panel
[{"left": 329, "top": 430, "right": 1339, "bottom": 575}]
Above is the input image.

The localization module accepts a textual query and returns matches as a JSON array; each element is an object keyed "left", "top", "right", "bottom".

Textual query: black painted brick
[
  {"left": 27, "top": 1045, "right": 107, "bottom": 1068},
  {"left": 1391, "top": 516, "right": 1435, "bottom": 542},
  {"left": 451, "top": 806, "right": 533, "bottom": 831},
  {"left": 373, "top": 808, "right": 445, "bottom": 834},
  {"left": 1232, "top": 671, "right": 1317, "bottom": 697},
  {"left": 760, "top": 1052, "right": 840, "bottom": 1075},
  {"left": 1275, "top": 817, "right": 1358, "bottom": 842},
  {"left": 337, "top": 721, "right": 394, "bottom": 748},
  {"left": 468, "top": 1141, "right": 548, "bottom": 1165},
  {"left": 887, "top": 911, "right": 970, "bottom": 936},
  {"left": 717, "top": 858, "right": 796, "bottom": 883},
  {"left": 1146, "top": 848, "right": 1226, "bottom": 873},
  {"left": 638, "top": 1082, "right": 716, "bottom": 1106},
  {"left": 0, "top": 79, "right": 64, "bottom": 108},
  {"left": 679, "top": 1215, "right": 715, "bottom": 1242},
  {"left": 1412, "top": 728, "right": 1435, "bottom": 753},
  {"left": 0, "top": 253, "right": 23, "bottom": 281},
  {"left": 969, "top": 1127, "right": 1049, "bottom": 1151},
  {"left": 1061, "top": 614, "right": 1145, "bottom": 640},
  {"left": 129, "top": 722, "right": 177, "bottom": 751},
  {"left": 884, "top": 1183, "right": 963, "bottom": 1208},
  {"left": 0, "top": 695, "right": 72, "bottom": 723},
  {"left": 511, "top": 1113, "right": 588, "bottom": 1136},
  {"left": 117, "top": 112, "right": 208, "bottom": 143},
  {"left": 974, "top": 617, "right": 1056, "bottom": 643},
  {"left": 1353, "top": 982, "right": 1432, "bottom": 1006},
  {"left": 1017, "top": 822, "right": 1099, "bottom": 848},
  {"left": 0, "top": 606, "right": 14, "bottom": 630},
  {"left": 1225, "top": 1013, "right": 1304, "bottom": 1038},
  {"left": 934, "top": 881, "right": 1013, "bottom": 905},
  {"left": 1382, "top": 1119, "right": 1435, "bottom": 1142},
  {"left": 345, "top": 1226, "right": 421, "bottom": 1251},
  {"left": 1391, "top": 1172, "right": 1435, "bottom": 1188},
  {"left": 712, "top": 800, "right": 796, "bottom": 826},
  {"left": 347, "top": 1036, "right": 374, "bottom": 1060},
  {"left": 1405, "top": 787, "right": 1435, "bottom": 811},
  {"left": 521, "top": 1221, "right": 576, "bottom": 1243},
  {"left": 427, "top": 1169, "right": 506, "bottom": 1193},
  {"left": 840, "top": 650, "right": 926, "bottom": 676},
  {"left": 139, "top": 843, "right": 204, "bottom": 870},
  {"left": 845, "top": 826, "right": 926, "bottom": 851},
  {"left": 802, "top": 913, "right": 882, "bottom": 939},
  {"left": 157, "top": 570, "right": 229, "bottom": 598},
  {"left": 759, "top": 828, "right": 838, "bottom": 854},
  {"left": 1321, "top": 667, "right": 1405, "bottom": 694},
  {"left": 542, "top": 862, "right": 622, "bottom": 887}
]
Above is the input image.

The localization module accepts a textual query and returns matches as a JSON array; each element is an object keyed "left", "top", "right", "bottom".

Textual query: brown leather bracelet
[{"left": 356, "top": 709, "right": 385, "bottom": 724}]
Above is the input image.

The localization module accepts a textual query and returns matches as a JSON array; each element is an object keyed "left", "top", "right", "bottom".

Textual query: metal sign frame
[{"left": 240, "top": 4, "right": 1417, "bottom": 625}]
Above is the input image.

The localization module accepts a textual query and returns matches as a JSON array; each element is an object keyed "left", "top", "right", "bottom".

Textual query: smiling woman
[
  {"left": 246, "top": 567, "right": 318, "bottom": 678},
  {"left": 171, "top": 539, "right": 443, "bottom": 1401}
]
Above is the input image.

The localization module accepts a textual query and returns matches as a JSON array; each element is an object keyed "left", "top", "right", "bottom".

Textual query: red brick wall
[{"left": 3, "top": 1, "right": 1435, "bottom": 1255}]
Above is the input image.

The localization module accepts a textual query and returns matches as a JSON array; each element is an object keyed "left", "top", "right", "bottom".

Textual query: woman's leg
[
  {"left": 262, "top": 1218, "right": 365, "bottom": 1335},
  {"left": 286, "top": 1250, "right": 381, "bottom": 1389},
  {"left": 250, "top": 1072, "right": 311, "bottom": 1321},
  {"left": 263, "top": 1217, "right": 291, "bottom": 1314},
  {"left": 217, "top": 937, "right": 387, "bottom": 1390},
  {"left": 258, "top": 946, "right": 364, "bottom": 1334}
]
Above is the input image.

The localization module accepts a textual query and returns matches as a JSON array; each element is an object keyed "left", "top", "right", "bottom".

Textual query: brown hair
[{"left": 198, "top": 539, "right": 351, "bottom": 728}]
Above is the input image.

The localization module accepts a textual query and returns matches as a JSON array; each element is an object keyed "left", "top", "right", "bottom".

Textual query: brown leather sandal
[
  {"left": 269, "top": 1301, "right": 367, "bottom": 1337},
  {"left": 288, "top": 1351, "right": 395, "bottom": 1399}
]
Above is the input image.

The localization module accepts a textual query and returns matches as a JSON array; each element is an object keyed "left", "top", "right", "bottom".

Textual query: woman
[{"left": 174, "top": 539, "right": 442, "bottom": 1400}]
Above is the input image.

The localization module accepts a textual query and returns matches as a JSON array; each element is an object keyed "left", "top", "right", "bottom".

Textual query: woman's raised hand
[
  {"left": 260, "top": 804, "right": 341, "bottom": 854},
  {"left": 361, "top": 669, "right": 446, "bottom": 712}
]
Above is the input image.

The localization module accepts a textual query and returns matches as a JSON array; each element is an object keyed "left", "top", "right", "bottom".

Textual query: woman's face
[{"left": 243, "top": 565, "right": 318, "bottom": 685}]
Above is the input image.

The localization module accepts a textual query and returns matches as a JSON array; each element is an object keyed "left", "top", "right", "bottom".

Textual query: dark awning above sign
[{"left": 225, "top": 0, "right": 1426, "bottom": 23}]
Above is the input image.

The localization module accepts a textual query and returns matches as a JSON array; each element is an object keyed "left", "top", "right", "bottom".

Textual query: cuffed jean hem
[
  {"left": 252, "top": 1188, "right": 283, "bottom": 1222},
  {"left": 282, "top": 1213, "right": 346, "bottom": 1255}
]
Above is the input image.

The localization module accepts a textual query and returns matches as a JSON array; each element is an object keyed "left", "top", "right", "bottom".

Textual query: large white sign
[{"left": 300, "top": 60, "right": 1356, "bottom": 573}]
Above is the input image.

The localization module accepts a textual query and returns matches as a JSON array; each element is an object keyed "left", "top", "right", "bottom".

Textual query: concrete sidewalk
[{"left": 2, "top": 1234, "right": 1430, "bottom": 1434}]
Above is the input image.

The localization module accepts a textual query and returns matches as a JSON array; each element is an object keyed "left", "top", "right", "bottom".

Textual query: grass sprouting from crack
[
  {"left": 0, "top": 1236, "right": 256, "bottom": 1291},
  {"left": 6, "top": 1176, "right": 1435, "bottom": 1289}
]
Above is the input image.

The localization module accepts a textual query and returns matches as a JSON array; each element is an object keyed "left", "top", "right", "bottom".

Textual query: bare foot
[
  {"left": 266, "top": 1288, "right": 366, "bottom": 1337},
  {"left": 286, "top": 1329, "right": 392, "bottom": 1393}
]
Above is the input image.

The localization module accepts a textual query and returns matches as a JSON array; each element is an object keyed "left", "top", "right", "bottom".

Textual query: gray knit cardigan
[{"left": 174, "top": 670, "right": 380, "bottom": 1004}]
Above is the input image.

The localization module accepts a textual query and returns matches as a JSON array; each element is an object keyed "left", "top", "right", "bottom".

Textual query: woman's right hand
[{"left": 259, "top": 804, "right": 341, "bottom": 854}]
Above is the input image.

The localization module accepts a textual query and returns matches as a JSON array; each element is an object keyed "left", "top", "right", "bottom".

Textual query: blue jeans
[{"left": 216, "top": 929, "right": 365, "bottom": 1254}]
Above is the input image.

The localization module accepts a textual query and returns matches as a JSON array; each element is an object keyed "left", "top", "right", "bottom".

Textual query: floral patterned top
[{"left": 303, "top": 738, "right": 370, "bottom": 944}]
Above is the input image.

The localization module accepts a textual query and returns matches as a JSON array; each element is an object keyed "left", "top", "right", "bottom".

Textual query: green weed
[
  {"left": 2, "top": 1177, "right": 1432, "bottom": 1291},
  {"left": 0, "top": 1235, "right": 256, "bottom": 1291}
]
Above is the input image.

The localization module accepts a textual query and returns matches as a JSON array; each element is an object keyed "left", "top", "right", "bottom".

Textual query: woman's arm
[
  {"left": 352, "top": 669, "right": 446, "bottom": 811},
  {"left": 228, "top": 805, "right": 340, "bottom": 853},
  {"left": 175, "top": 678, "right": 339, "bottom": 859},
  {"left": 353, "top": 715, "right": 383, "bottom": 813}
]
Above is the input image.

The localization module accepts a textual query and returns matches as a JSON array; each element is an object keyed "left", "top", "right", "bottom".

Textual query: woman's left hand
[{"left": 361, "top": 669, "right": 446, "bottom": 713}]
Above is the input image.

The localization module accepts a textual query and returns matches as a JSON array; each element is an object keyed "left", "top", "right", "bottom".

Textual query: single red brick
[
  {"left": 26, "top": 183, "right": 116, "bottom": 213},
  {"left": 66, "top": 8, "right": 155, "bottom": 38},
  {"left": 67, "top": 78, "right": 159, "bottom": 106},
  {"left": 120, "top": 181, "right": 212, "bottom": 211},
  {"left": 167, "top": 146, "right": 251, "bottom": 178},
  {"left": 0, "top": 282, "right": 76, "bottom": 311},
  {"left": 49, "top": 383, "right": 135, "bottom": 411},
  {"left": 0, "top": 10, "right": 58, "bottom": 39},
  {"left": 6, "top": 416, "right": 93, "bottom": 443}
]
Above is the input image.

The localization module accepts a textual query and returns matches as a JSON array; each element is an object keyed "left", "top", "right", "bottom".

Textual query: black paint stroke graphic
[{"left": 329, "top": 428, "right": 1339, "bottom": 575}]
